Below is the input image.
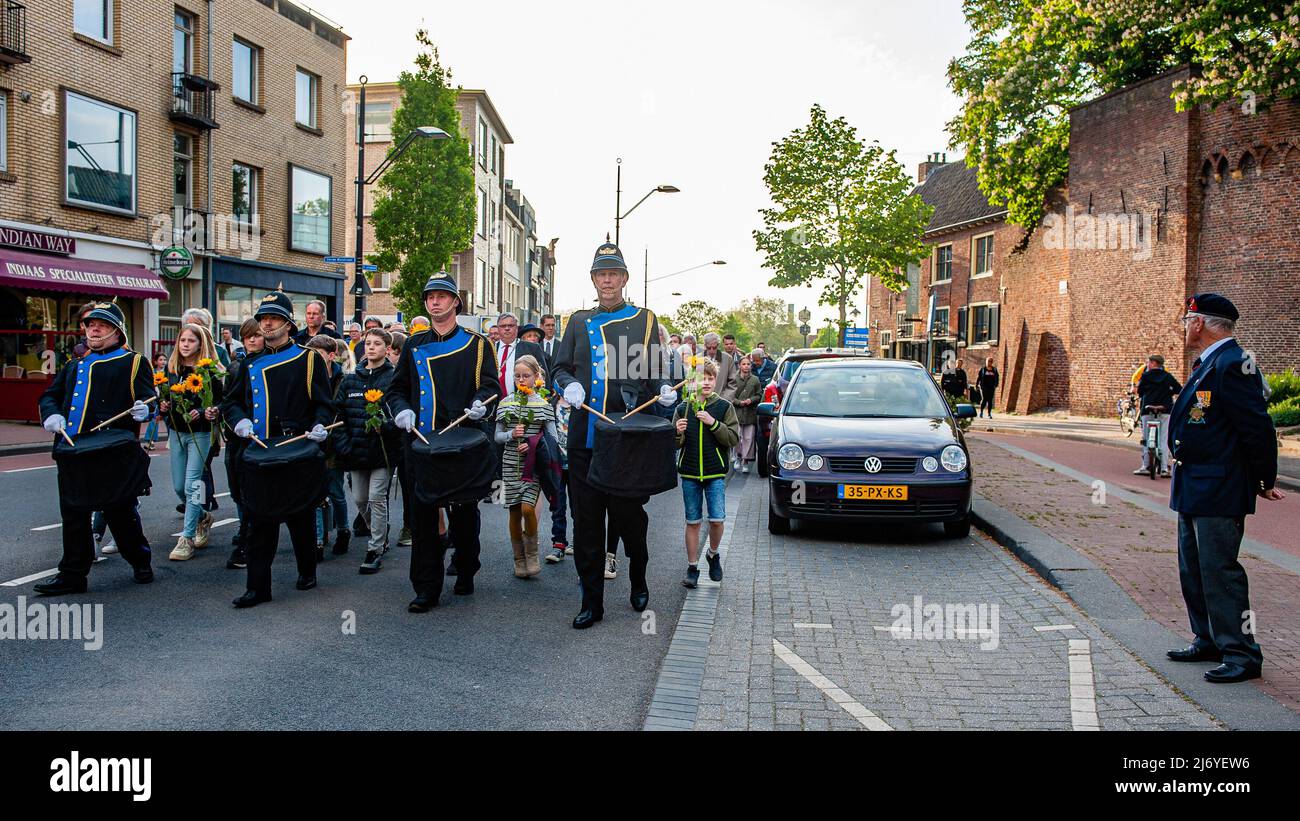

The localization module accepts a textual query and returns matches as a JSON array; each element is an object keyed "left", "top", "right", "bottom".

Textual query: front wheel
[
  {"left": 944, "top": 517, "right": 971, "bottom": 539},
  {"left": 1147, "top": 448, "right": 1158, "bottom": 480},
  {"left": 768, "top": 497, "right": 791, "bottom": 535}
]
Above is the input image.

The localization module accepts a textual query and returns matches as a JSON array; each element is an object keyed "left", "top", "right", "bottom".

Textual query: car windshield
[{"left": 783, "top": 366, "right": 950, "bottom": 418}]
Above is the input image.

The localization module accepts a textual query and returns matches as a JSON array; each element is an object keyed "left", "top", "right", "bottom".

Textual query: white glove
[
  {"left": 306, "top": 424, "right": 329, "bottom": 443},
  {"left": 658, "top": 386, "right": 679, "bottom": 407},
  {"left": 233, "top": 418, "right": 254, "bottom": 439},
  {"left": 563, "top": 383, "right": 586, "bottom": 407},
  {"left": 464, "top": 400, "right": 487, "bottom": 422},
  {"left": 130, "top": 400, "right": 150, "bottom": 422},
  {"left": 394, "top": 409, "right": 416, "bottom": 431},
  {"left": 43, "top": 414, "right": 67, "bottom": 434}
]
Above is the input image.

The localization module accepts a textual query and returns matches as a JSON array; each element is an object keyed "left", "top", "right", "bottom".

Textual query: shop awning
[{"left": 0, "top": 248, "right": 169, "bottom": 299}]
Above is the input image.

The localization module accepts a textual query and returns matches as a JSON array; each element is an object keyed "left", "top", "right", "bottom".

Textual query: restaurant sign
[{"left": 0, "top": 226, "right": 76, "bottom": 256}]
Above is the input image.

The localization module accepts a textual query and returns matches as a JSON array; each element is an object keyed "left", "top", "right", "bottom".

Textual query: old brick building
[{"left": 868, "top": 66, "right": 1300, "bottom": 417}]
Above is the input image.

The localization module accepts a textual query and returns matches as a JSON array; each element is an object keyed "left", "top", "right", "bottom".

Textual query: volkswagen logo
[{"left": 864, "top": 457, "right": 883, "bottom": 474}]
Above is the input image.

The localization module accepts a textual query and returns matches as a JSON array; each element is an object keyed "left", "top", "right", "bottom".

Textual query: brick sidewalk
[{"left": 969, "top": 438, "right": 1300, "bottom": 713}]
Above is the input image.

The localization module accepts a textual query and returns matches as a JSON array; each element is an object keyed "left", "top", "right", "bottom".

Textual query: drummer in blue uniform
[
  {"left": 222, "top": 289, "right": 336, "bottom": 609},
  {"left": 36, "top": 301, "right": 156, "bottom": 595},
  {"left": 553, "top": 241, "right": 677, "bottom": 629},
  {"left": 389, "top": 273, "right": 500, "bottom": 613},
  {"left": 1166, "top": 294, "right": 1285, "bottom": 683}
]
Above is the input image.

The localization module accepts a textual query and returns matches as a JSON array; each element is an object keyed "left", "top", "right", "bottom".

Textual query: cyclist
[{"left": 1133, "top": 354, "right": 1181, "bottom": 477}]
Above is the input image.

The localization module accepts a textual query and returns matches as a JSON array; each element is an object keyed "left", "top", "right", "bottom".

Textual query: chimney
[{"left": 917, "top": 152, "right": 947, "bottom": 183}]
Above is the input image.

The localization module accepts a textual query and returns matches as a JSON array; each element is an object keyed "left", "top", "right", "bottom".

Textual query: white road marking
[
  {"left": 4, "top": 465, "right": 56, "bottom": 474},
  {"left": 794, "top": 623, "right": 834, "bottom": 630},
  {"left": 30, "top": 524, "right": 62, "bottom": 532},
  {"left": 1068, "top": 639, "right": 1100, "bottom": 731},
  {"left": 1036, "top": 624, "right": 1077, "bottom": 633},
  {"left": 215, "top": 493, "right": 230, "bottom": 499},
  {"left": 772, "top": 639, "right": 893, "bottom": 731},
  {"left": 3, "top": 558, "right": 107, "bottom": 587},
  {"left": 874, "top": 626, "right": 994, "bottom": 637},
  {"left": 171, "top": 518, "right": 238, "bottom": 538}
]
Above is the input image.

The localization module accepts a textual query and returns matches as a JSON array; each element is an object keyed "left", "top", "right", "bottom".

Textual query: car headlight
[
  {"left": 941, "top": 445, "right": 968, "bottom": 473},
  {"left": 922, "top": 456, "right": 939, "bottom": 473},
  {"left": 806, "top": 454, "right": 824, "bottom": 471},
  {"left": 778, "top": 444, "right": 805, "bottom": 470}
]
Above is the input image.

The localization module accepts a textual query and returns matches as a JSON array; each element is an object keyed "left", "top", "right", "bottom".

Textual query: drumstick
[
  {"left": 59, "top": 429, "right": 76, "bottom": 447},
  {"left": 583, "top": 404, "right": 615, "bottom": 425},
  {"left": 439, "top": 394, "right": 501, "bottom": 435},
  {"left": 620, "top": 379, "right": 688, "bottom": 422},
  {"left": 412, "top": 428, "right": 430, "bottom": 445},
  {"left": 88, "top": 396, "right": 157, "bottom": 433},
  {"left": 249, "top": 433, "right": 268, "bottom": 449},
  {"left": 275, "top": 421, "right": 344, "bottom": 447}
]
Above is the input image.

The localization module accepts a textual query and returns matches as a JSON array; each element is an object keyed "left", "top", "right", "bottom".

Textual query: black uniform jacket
[
  {"left": 40, "top": 343, "right": 155, "bottom": 436},
  {"left": 388, "top": 324, "right": 499, "bottom": 436},
  {"left": 221, "top": 339, "right": 334, "bottom": 439}
]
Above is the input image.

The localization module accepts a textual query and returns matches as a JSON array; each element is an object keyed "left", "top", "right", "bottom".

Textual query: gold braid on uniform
[{"left": 475, "top": 336, "right": 485, "bottom": 390}]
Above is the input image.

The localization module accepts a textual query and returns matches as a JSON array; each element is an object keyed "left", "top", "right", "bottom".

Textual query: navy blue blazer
[{"left": 1168, "top": 340, "right": 1277, "bottom": 517}]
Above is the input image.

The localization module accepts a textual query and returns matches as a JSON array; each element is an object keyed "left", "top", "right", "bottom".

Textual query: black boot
[
  {"left": 332, "top": 528, "right": 351, "bottom": 556},
  {"left": 33, "top": 575, "right": 88, "bottom": 597}
]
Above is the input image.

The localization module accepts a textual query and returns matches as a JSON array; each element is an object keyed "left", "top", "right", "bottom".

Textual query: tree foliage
[
  {"left": 729, "top": 297, "right": 803, "bottom": 353},
  {"left": 947, "top": 0, "right": 1300, "bottom": 230},
  {"left": 369, "top": 30, "right": 477, "bottom": 321},
  {"left": 672, "top": 300, "right": 724, "bottom": 341},
  {"left": 754, "top": 105, "right": 933, "bottom": 343}
]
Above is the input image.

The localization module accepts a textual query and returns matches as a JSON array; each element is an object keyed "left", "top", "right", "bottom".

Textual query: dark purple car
[{"left": 759, "top": 358, "right": 977, "bottom": 538}]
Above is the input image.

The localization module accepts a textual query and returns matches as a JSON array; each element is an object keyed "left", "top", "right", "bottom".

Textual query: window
[
  {"left": 491, "top": 135, "right": 498, "bottom": 174},
  {"left": 289, "top": 165, "right": 331, "bottom": 255},
  {"left": 478, "top": 188, "right": 487, "bottom": 238},
  {"left": 475, "top": 258, "right": 487, "bottom": 308},
  {"left": 75, "top": 0, "right": 112, "bottom": 43},
  {"left": 173, "top": 133, "right": 191, "bottom": 209},
  {"left": 490, "top": 202, "right": 497, "bottom": 237},
  {"left": 64, "top": 91, "right": 136, "bottom": 214},
  {"left": 362, "top": 101, "right": 392, "bottom": 142},
  {"left": 971, "top": 303, "right": 1000, "bottom": 345},
  {"left": 232, "top": 38, "right": 259, "bottom": 103},
  {"left": 0, "top": 92, "right": 7, "bottom": 173},
  {"left": 232, "top": 163, "right": 258, "bottom": 224},
  {"left": 896, "top": 310, "right": 909, "bottom": 339},
  {"left": 973, "top": 234, "right": 994, "bottom": 278},
  {"left": 933, "top": 244, "right": 952, "bottom": 283},
  {"left": 932, "top": 307, "right": 950, "bottom": 338},
  {"left": 173, "top": 10, "right": 194, "bottom": 75},
  {"left": 296, "top": 69, "right": 318, "bottom": 128},
  {"left": 478, "top": 118, "right": 488, "bottom": 167},
  {"left": 880, "top": 331, "right": 893, "bottom": 358}
]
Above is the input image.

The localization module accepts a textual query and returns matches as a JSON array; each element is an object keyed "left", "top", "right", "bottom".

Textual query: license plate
[{"left": 838, "top": 485, "right": 908, "bottom": 501}]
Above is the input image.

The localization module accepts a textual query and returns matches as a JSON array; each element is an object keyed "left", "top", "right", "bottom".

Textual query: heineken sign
[{"left": 159, "top": 246, "right": 194, "bottom": 280}]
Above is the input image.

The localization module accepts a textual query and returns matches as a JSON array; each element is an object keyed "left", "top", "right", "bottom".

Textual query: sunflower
[
  {"left": 517, "top": 385, "right": 534, "bottom": 396},
  {"left": 534, "top": 377, "right": 545, "bottom": 387},
  {"left": 365, "top": 389, "right": 384, "bottom": 403},
  {"left": 196, "top": 358, "right": 214, "bottom": 368},
  {"left": 185, "top": 374, "right": 203, "bottom": 391},
  {"left": 152, "top": 371, "right": 167, "bottom": 386},
  {"left": 169, "top": 383, "right": 186, "bottom": 395}
]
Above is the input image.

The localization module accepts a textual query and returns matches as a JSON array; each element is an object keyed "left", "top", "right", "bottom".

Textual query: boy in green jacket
[{"left": 673, "top": 358, "right": 740, "bottom": 588}]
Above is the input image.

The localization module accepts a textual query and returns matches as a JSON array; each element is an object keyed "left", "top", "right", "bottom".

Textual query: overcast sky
[{"left": 307, "top": 0, "right": 973, "bottom": 330}]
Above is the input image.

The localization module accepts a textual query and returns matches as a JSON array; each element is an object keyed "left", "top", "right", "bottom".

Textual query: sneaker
[
  {"left": 682, "top": 565, "right": 700, "bottom": 589},
  {"left": 226, "top": 547, "right": 247, "bottom": 570},
  {"left": 706, "top": 550, "right": 723, "bottom": 582},
  {"left": 1132, "top": 468, "right": 1148, "bottom": 475},
  {"left": 169, "top": 536, "right": 196, "bottom": 561},
  {"left": 545, "top": 544, "right": 567, "bottom": 564},
  {"left": 194, "top": 511, "right": 214, "bottom": 548},
  {"left": 397, "top": 527, "right": 412, "bottom": 547},
  {"left": 100, "top": 541, "right": 119, "bottom": 555},
  {"left": 360, "top": 549, "right": 383, "bottom": 575},
  {"left": 565, "top": 545, "right": 574, "bottom": 556},
  {"left": 741, "top": 463, "right": 750, "bottom": 474},
  {"left": 732, "top": 458, "right": 741, "bottom": 471},
  {"left": 604, "top": 552, "right": 617, "bottom": 580}
]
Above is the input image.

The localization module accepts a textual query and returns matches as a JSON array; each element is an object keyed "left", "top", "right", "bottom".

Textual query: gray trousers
[
  {"left": 350, "top": 468, "right": 393, "bottom": 554},
  {"left": 1176, "top": 514, "right": 1263, "bottom": 669}
]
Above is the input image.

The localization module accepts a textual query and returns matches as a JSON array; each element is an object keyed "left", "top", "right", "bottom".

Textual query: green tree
[
  {"left": 732, "top": 297, "right": 802, "bottom": 353},
  {"left": 812, "top": 324, "right": 839, "bottom": 348},
  {"left": 672, "top": 300, "right": 724, "bottom": 340},
  {"left": 369, "top": 30, "right": 476, "bottom": 321},
  {"left": 948, "top": 0, "right": 1300, "bottom": 231},
  {"left": 719, "top": 313, "right": 751, "bottom": 353},
  {"left": 755, "top": 105, "right": 932, "bottom": 345}
]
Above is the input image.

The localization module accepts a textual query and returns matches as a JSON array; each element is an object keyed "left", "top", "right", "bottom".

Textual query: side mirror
[
  {"left": 757, "top": 402, "right": 777, "bottom": 418},
  {"left": 954, "top": 404, "right": 977, "bottom": 419}
]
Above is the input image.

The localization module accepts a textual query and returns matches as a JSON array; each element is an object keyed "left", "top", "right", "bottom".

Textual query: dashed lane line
[
  {"left": 1069, "top": 639, "right": 1101, "bottom": 731},
  {"left": 171, "top": 518, "right": 238, "bottom": 538},
  {"left": 1035, "top": 624, "right": 1078, "bottom": 633},
  {"left": 773, "top": 639, "right": 894, "bottom": 731},
  {"left": 3, "top": 558, "right": 108, "bottom": 588}
]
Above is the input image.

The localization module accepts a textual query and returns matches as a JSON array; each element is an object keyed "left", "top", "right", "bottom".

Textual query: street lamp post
[
  {"left": 352, "top": 75, "right": 450, "bottom": 323},
  {"left": 614, "top": 158, "right": 678, "bottom": 246},
  {"left": 644, "top": 259, "right": 727, "bottom": 306}
]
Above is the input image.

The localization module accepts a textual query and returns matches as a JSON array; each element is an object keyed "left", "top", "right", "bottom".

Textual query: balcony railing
[
  {"left": 170, "top": 72, "right": 220, "bottom": 130},
  {"left": 0, "top": 1, "right": 30, "bottom": 65}
]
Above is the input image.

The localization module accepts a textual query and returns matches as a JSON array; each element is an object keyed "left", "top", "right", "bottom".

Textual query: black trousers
[
  {"left": 397, "top": 462, "right": 412, "bottom": 528},
  {"left": 245, "top": 509, "right": 317, "bottom": 595},
  {"left": 979, "top": 391, "right": 995, "bottom": 414},
  {"left": 410, "top": 502, "right": 481, "bottom": 598},
  {"left": 1177, "top": 514, "right": 1263, "bottom": 669},
  {"left": 568, "top": 448, "right": 649, "bottom": 613},
  {"left": 59, "top": 499, "right": 151, "bottom": 580}
]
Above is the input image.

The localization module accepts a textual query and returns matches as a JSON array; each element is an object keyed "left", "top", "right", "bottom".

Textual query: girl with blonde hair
[
  {"left": 494, "top": 354, "right": 558, "bottom": 578},
  {"left": 160, "top": 323, "right": 224, "bottom": 561}
]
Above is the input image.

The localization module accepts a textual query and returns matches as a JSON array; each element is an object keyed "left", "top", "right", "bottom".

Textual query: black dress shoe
[
  {"left": 630, "top": 588, "right": 649, "bottom": 613},
  {"left": 132, "top": 565, "right": 154, "bottom": 584},
  {"left": 232, "top": 590, "right": 271, "bottom": 609},
  {"left": 332, "top": 528, "right": 351, "bottom": 555},
  {"left": 296, "top": 576, "right": 317, "bottom": 591},
  {"left": 1167, "top": 644, "right": 1223, "bottom": 663},
  {"left": 408, "top": 594, "right": 438, "bottom": 613},
  {"left": 453, "top": 578, "right": 473, "bottom": 595},
  {"left": 33, "top": 575, "right": 87, "bottom": 597},
  {"left": 1204, "top": 663, "right": 1262, "bottom": 684},
  {"left": 572, "top": 609, "right": 604, "bottom": 629},
  {"left": 226, "top": 547, "right": 247, "bottom": 570}
]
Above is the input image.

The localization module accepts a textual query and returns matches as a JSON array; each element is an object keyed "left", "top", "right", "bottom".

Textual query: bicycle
[
  {"left": 1117, "top": 393, "right": 1139, "bottom": 437},
  {"left": 1141, "top": 404, "right": 1168, "bottom": 480}
]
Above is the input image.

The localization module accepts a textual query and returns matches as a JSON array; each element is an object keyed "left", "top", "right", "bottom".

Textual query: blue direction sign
[
  {"left": 361, "top": 264, "right": 378, "bottom": 272},
  {"left": 324, "top": 256, "right": 356, "bottom": 264},
  {"left": 844, "top": 327, "right": 871, "bottom": 348}
]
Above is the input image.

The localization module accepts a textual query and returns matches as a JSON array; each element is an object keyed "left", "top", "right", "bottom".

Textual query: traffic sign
[
  {"left": 325, "top": 256, "right": 356, "bottom": 264},
  {"left": 361, "top": 264, "right": 378, "bottom": 272},
  {"left": 844, "top": 327, "right": 871, "bottom": 347}
]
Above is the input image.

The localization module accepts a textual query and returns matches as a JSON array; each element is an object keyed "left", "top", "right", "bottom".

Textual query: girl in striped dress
[{"left": 495, "top": 355, "right": 557, "bottom": 578}]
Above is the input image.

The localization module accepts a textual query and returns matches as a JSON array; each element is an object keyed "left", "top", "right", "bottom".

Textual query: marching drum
[
  {"left": 588, "top": 413, "right": 678, "bottom": 498},
  {"left": 239, "top": 437, "right": 327, "bottom": 518},
  {"left": 53, "top": 428, "right": 151, "bottom": 512},
  {"left": 406, "top": 427, "right": 496, "bottom": 507}
]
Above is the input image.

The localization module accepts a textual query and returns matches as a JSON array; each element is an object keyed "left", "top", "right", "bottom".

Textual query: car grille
[
  {"left": 827, "top": 456, "right": 917, "bottom": 475},
  {"left": 790, "top": 499, "right": 963, "bottom": 518}
]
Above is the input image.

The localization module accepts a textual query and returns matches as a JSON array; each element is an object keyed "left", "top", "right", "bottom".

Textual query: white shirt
[
  {"left": 543, "top": 336, "right": 556, "bottom": 358},
  {"left": 497, "top": 340, "right": 518, "bottom": 388},
  {"left": 1196, "top": 336, "right": 1235, "bottom": 367}
]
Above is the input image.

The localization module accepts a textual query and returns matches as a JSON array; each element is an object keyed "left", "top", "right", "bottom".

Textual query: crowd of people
[{"left": 32, "top": 241, "right": 782, "bottom": 629}]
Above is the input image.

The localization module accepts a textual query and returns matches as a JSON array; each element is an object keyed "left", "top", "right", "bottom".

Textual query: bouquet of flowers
[
  {"left": 502, "top": 377, "right": 551, "bottom": 428},
  {"left": 683, "top": 355, "right": 709, "bottom": 413}
]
